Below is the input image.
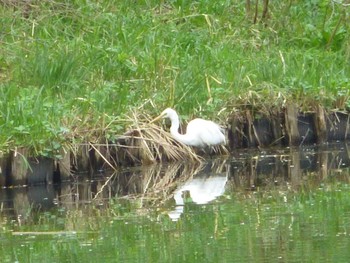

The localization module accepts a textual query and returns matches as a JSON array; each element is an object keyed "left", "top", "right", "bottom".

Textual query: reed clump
[{"left": 110, "top": 111, "right": 202, "bottom": 165}]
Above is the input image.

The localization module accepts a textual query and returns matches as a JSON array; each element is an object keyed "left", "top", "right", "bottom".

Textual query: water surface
[{"left": 1, "top": 144, "right": 350, "bottom": 262}]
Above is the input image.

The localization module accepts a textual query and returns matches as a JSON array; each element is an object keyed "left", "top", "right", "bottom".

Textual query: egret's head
[
  {"left": 160, "top": 108, "right": 177, "bottom": 119},
  {"left": 150, "top": 108, "right": 177, "bottom": 123}
]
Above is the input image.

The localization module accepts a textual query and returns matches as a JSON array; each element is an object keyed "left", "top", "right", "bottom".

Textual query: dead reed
[{"left": 113, "top": 111, "right": 203, "bottom": 165}]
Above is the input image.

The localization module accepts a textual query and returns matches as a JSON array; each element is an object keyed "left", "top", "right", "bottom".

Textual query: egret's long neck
[
  {"left": 169, "top": 115, "right": 192, "bottom": 145},
  {"left": 169, "top": 115, "right": 181, "bottom": 138}
]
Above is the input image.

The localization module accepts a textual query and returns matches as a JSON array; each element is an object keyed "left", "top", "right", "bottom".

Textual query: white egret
[
  {"left": 168, "top": 174, "right": 228, "bottom": 221},
  {"left": 151, "top": 108, "right": 226, "bottom": 148}
]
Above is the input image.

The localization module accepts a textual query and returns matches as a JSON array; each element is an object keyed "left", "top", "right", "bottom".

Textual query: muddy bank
[
  {"left": 0, "top": 107, "right": 349, "bottom": 186},
  {"left": 228, "top": 106, "right": 349, "bottom": 148}
]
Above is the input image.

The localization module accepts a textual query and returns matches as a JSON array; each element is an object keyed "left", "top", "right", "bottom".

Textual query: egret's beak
[{"left": 149, "top": 114, "right": 164, "bottom": 124}]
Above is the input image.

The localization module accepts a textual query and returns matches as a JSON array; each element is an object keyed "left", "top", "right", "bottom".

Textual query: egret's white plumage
[
  {"left": 152, "top": 108, "right": 226, "bottom": 148},
  {"left": 168, "top": 174, "right": 228, "bottom": 221}
]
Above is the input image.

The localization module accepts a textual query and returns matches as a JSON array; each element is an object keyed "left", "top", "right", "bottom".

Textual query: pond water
[{"left": 1, "top": 143, "right": 350, "bottom": 262}]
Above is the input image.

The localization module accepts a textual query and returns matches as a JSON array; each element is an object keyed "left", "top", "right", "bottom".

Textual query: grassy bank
[{"left": 0, "top": 0, "right": 349, "bottom": 157}]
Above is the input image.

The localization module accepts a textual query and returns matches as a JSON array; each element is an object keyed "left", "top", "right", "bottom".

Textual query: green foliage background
[{"left": 0, "top": 0, "right": 349, "bottom": 155}]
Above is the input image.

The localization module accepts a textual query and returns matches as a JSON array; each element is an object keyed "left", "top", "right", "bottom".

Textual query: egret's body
[
  {"left": 169, "top": 174, "right": 228, "bottom": 221},
  {"left": 152, "top": 108, "right": 226, "bottom": 148}
]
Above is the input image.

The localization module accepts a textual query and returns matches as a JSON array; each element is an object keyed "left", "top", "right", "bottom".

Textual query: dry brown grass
[
  {"left": 79, "top": 110, "right": 204, "bottom": 169},
  {"left": 69, "top": 110, "right": 231, "bottom": 171},
  {"left": 113, "top": 110, "right": 203, "bottom": 165}
]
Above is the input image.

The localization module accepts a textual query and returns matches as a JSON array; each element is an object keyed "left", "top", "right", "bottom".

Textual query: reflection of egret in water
[{"left": 168, "top": 160, "right": 228, "bottom": 221}]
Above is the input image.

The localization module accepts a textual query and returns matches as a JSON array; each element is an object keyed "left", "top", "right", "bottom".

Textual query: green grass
[{"left": 0, "top": 0, "right": 349, "bottom": 156}]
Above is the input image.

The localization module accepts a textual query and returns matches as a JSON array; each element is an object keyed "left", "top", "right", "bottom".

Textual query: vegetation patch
[{"left": 0, "top": 1, "right": 349, "bottom": 166}]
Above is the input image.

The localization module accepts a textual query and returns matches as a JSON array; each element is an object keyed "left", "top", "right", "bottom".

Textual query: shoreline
[{"left": 0, "top": 106, "right": 349, "bottom": 186}]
